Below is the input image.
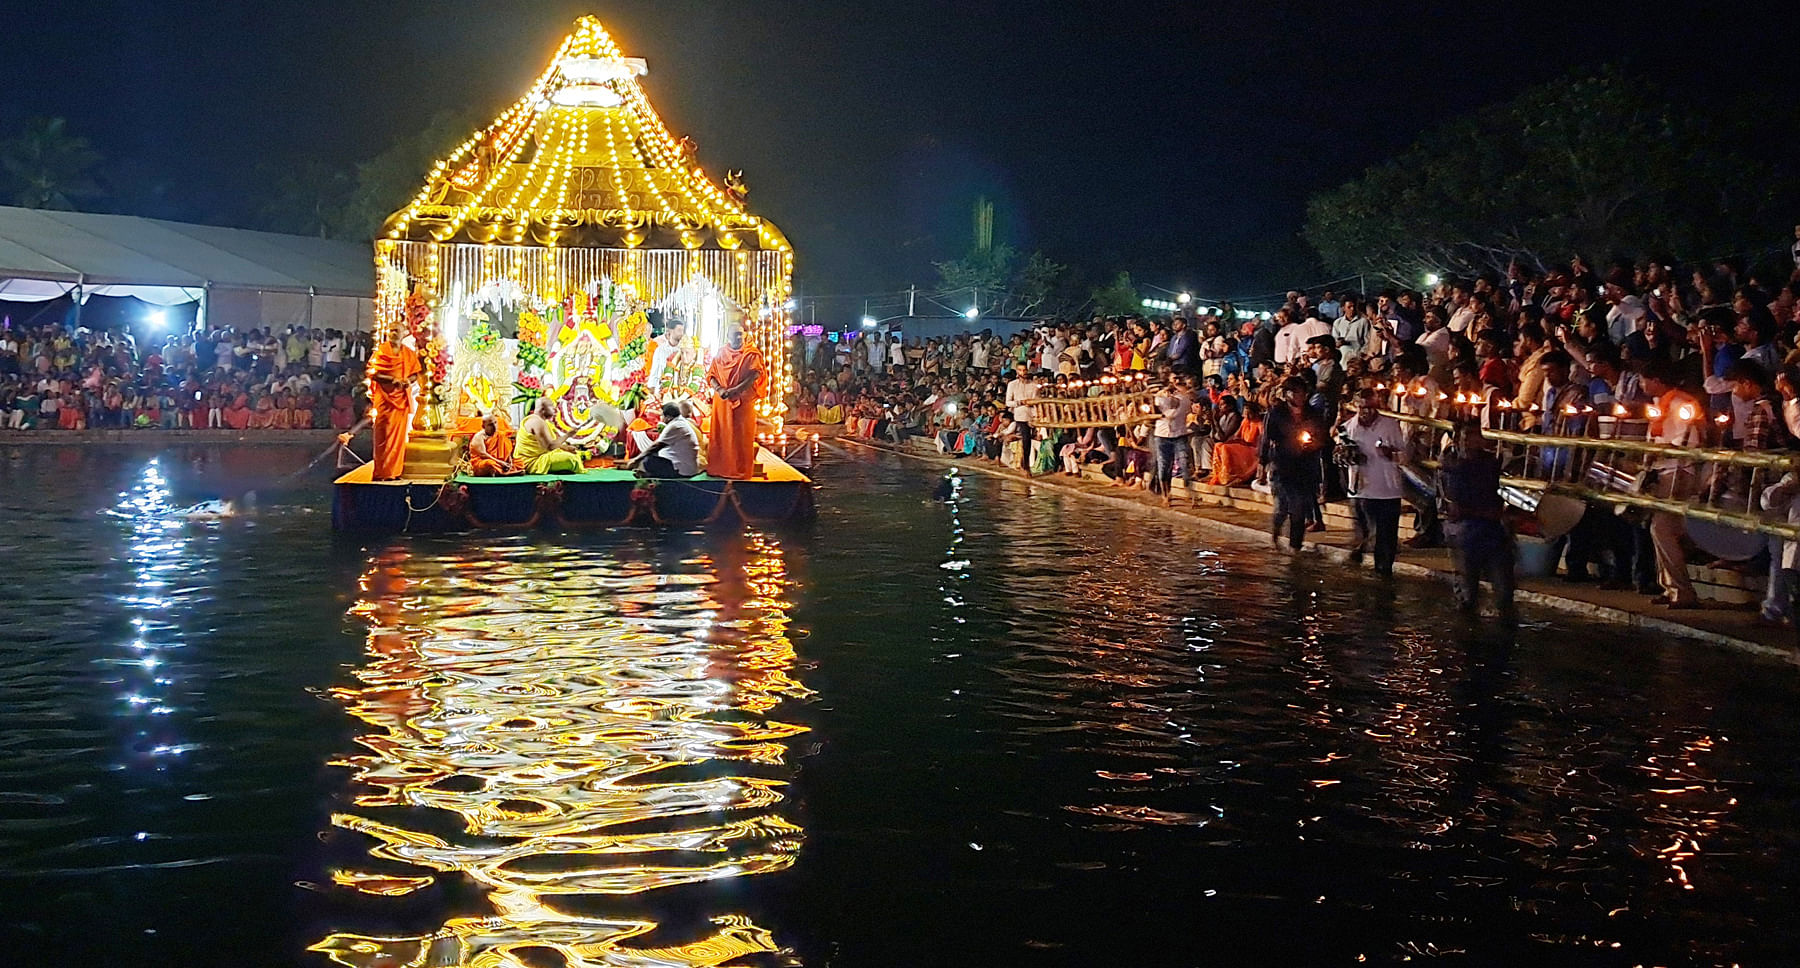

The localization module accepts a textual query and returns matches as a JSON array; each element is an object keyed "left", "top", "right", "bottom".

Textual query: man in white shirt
[
  {"left": 648, "top": 321, "right": 689, "bottom": 386},
  {"left": 1004, "top": 364, "right": 1039, "bottom": 477},
  {"left": 1152, "top": 374, "right": 1195, "bottom": 506},
  {"left": 1272, "top": 308, "right": 1305, "bottom": 365},
  {"left": 1043, "top": 327, "right": 1067, "bottom": 377},
  {"left": 1417, "top": 307, "right": 1456, "bottom": 381},
  {"left": 631, "top": 402, "right": 701, "bottom": 478},
  {"left": 1277, "top": 310, "right": 1330, "bottom": 366},
  {"left": 970, "top": 332, "right": 990, "bottom": 371},
  {"left": 1342, "top": 388, "right": 1408, "bottom": 576},
  {"left": 1603, "top": 283, "right": 1647, "bottom": 345},
  {"left": 1446, "top": 284, "right": 1478, "bottom": 334}
]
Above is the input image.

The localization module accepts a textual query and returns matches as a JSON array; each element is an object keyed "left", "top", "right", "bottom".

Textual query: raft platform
[{"left": 332, "top": 445, "right": 814, "bottom": 532}]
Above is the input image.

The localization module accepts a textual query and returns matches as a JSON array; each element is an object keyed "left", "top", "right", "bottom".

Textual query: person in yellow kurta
[
  {"left": 514, "top": 399, "right": 593, "bottom": 475},
  {"left": 705, "top": 326, "right": 767, "bottom": 479},
  {"left": 367, "top": 335, "right": 422, "bottom": 480}
]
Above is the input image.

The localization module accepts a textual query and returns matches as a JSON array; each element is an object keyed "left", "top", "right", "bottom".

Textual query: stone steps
[
  {"left": 402, "top": 434, "right": 457, "bottom": 480},
  {"left": 908, "top": 437, "right": 1770, "bottom": 607},
  {"left": 1071, "top": 467, "right": 1421, "bottom": 541}
]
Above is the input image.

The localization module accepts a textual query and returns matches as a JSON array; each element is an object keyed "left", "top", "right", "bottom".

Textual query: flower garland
[
  {"left": 611, "top": 310, "right": 651, "bottom": 408},
  {"left": 513, "top": 307, "right": 550, "bottom": 405},
  {"left": 403, "top": 289, "right": 450, "bottom": 387}
]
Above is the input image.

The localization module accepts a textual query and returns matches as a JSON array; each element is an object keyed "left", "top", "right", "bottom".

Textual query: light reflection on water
[
  {"left": 311, "top": 533, "right": 813, "bottom": 967},
  {"left": 115, "top": 460, "right": 197, "bottom": 767},
  {"left": 4, "top": 446, "right": 1800, "bottom": 966}
]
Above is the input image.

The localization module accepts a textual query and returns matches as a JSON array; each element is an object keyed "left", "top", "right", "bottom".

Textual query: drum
[
  {"left": 1688, "top": 518, "right": 1766, "bottom": 562},
  {"left": 1533, "top": 494, "right": 1588, "bottom": 541}
]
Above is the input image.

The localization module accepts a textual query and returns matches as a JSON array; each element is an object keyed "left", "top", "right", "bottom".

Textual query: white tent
[{"left": 0, "top": 206, "right": 375, "bottom": 330}]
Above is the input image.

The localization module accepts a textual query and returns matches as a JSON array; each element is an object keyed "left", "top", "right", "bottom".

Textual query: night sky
[{"left": 3, "top": 0, "right": 1793, "bottom": 306}]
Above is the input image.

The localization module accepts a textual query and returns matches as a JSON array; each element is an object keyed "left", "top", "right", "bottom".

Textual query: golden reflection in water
[{"left": 310, "top": 533, "right": 812, "bottom": 967}]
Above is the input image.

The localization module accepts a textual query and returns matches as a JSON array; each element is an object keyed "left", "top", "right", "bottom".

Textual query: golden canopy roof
[{"left": 381, "top": 16, "right": 790, "bottom": 254}]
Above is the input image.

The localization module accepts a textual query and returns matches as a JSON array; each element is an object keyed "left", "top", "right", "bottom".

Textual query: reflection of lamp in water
[
  {"left": 314, "top": 536, "right": 811, "bottom": 966},
  {"left": 114, "top": 460, "right": 191, "bottom": 763}
]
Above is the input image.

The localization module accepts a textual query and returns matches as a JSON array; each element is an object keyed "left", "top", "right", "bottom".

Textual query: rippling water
[{"left": 2, "top": 444, "right": 1799, "bottom": 966}]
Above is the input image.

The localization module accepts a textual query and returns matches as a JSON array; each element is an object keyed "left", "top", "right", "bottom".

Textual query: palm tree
[{"left": 0, "top": 117, "right": 102, "bottom": 210}]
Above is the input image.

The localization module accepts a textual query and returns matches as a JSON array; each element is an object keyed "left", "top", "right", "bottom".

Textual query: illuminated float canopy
[{"left": 374, "top": 15, "right": 794, "bottom": 434}]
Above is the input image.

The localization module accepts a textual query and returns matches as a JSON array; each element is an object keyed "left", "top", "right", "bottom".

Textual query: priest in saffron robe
[
  {"left": 705, "top": 325, "right": 767, "bottom": 479},
  {"left": 367, "top": 334, "right": 422, "bottom": 480},
  {"left": 467, "top": 413, "right": 516, "bottom": 476}
]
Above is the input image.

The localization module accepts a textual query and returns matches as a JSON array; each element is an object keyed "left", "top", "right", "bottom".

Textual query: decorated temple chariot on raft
[{"left": 335, "top": 16, "right": 814, "bottom": 532}]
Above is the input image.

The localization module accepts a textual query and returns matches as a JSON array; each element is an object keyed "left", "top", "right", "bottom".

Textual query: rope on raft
[{"left": 436, "top": 475, "right": 809, "bottom": 529}]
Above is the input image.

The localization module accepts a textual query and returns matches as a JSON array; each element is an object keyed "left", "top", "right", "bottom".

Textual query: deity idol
[{"left": 552, "top": 375, "right": 622, "bottom": 448}]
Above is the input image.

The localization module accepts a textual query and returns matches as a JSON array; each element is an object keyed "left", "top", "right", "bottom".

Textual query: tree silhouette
[
  {"left": 254, "top": 159, "right": 353, "bottom": 238},
  {"left": 0, "top": 117, "right": 102, "bottom": 210},
  {"left": 1303, "top": 66, "right": 1792, "bottom": 286},
  {"left": 334, "top": 109, "right": 480, "bottom": 241},
  {"left": 1089, "top": 271, "right": 1140, "bottom": 316}
]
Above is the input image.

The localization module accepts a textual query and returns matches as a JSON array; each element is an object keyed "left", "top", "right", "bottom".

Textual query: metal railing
[
  {"left": 1389, "top": 411, "right": 1800, "bottom": 541},
  {"left": 1030, "top": 388, "right": 1160, "bottom": 429},
  {"left": 1031, "top": 387, "right": 1796, "bottom": 541}
]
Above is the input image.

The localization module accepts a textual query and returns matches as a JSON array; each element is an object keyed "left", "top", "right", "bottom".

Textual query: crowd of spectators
[
  {"left": 0, "top": 322, "right": 370, "bottom": 433},
  {"left": 789, "top": 248, "right": 1800, "bottom": 620}
]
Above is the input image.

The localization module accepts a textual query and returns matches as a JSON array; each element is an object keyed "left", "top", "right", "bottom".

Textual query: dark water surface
[{"left": 1, "top": 444, "right": 1798, "bottom": 967}]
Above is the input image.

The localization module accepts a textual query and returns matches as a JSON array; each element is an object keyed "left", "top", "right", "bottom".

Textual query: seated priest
[
  {"left": 627, "top": 402, "right": 702, "bottom": 479},
  {"left": 467, "top": 414, "right": 516, "bottom": 476},
  {"left": 514, "top": 399, "right": 597, "bottom": 475}
]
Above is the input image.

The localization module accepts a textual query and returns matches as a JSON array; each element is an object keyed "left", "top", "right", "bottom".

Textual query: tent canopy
[{"left": 0, "top": 206, "right": 374, "bottom": 301}]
